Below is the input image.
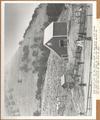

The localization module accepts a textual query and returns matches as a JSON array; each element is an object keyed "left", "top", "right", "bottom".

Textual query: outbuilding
[
  {"left": 60, "top": 74, "right": 75, "bottom": 89},
  {"left": 44, "top": 22, "right": 69, "bottom": 59}
]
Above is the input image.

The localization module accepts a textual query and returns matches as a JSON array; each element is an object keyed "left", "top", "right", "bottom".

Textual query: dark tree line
[{"left": 46, "top": 4, "right": 64, "bottom": 22}]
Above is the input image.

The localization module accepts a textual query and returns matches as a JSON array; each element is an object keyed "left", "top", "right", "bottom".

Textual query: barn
[{"left": 44, "top": 22, "right": 68, "bottom": 58}]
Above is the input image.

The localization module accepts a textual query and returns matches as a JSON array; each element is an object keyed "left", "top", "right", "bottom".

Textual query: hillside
[
  {"left": 5, "top": 3, "right": 92, "bottom": 116},
  {"left": 5, "top": 3, "right": 65, "bottom": 116}
]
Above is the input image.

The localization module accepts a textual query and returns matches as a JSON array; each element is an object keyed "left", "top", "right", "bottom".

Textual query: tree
[
  {"left": 20, "top": 64, "right": 31, "bottom": 72},
  {"left": 47, "top": 4, "right": 64, "bottom": 22},
  {"left": 32, "top": 50, "right": 38, "bottom": 56},
  {"left": 22, "top": 45, "right": 29, "bottom": 61}
]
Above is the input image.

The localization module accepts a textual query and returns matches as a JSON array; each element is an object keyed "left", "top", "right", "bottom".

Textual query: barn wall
[{"left": 46, "top": 36, "right": 68, "bottom": 57}]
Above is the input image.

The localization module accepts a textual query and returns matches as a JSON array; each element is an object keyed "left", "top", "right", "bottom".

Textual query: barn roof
[
  {"left": 44, "top": 22, "right": 67, "bottom": 46},
  {"left": 44, "top": 22, "right": 53, "bottom": 45}
]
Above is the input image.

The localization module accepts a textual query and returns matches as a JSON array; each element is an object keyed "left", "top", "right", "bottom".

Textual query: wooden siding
[{"left": 46, "top": 36, "right": 68, "bottom": 57}]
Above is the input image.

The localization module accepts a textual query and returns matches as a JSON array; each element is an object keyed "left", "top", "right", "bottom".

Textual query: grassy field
[{"left": 41, "top": 4, "right": 92, "bottom": 116}]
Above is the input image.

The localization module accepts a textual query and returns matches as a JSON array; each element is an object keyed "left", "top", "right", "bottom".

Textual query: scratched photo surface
[{"left": 4, "top": 2, "right": 93, "bottom": 116}]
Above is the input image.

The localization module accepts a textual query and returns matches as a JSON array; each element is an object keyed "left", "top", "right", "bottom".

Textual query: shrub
[
  {"left": 20, "top": 64, "right": 31, "bottom": 72},
  {"left": 19, "top": 40, "right": 23, "bottom": 46},
  {"left": 32, "top": 50, "right": 38, "bottom": 56},
  {"left": 33, "top": 110, "right": 41, "bottom": 116},
  {"left": 22, "top": 45, "right": 29, "bottom": 61},
  {"left": 35, "top": 90, "right": 41, "bottom": 100}
]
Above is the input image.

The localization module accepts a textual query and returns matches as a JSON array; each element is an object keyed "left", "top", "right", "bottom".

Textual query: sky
[{"left": 4, "top": 3, "right": 39, "bottom": 64}]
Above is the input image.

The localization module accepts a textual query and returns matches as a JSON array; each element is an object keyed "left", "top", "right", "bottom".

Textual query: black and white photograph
[{"left": 1, "top": 1, "right": 96, "bottom": 117}]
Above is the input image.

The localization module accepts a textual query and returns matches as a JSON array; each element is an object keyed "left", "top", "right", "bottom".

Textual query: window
[{"left": 59, "top": 39, "right": 67, "bottom": 47}]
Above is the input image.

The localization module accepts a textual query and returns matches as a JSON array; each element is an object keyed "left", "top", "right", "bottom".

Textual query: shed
[
  {"left": 61, "top": 74, "right": 75, "bottom": 89},
  {"left": 44, "top": 22, "right": 68, "bottom": 58}
]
